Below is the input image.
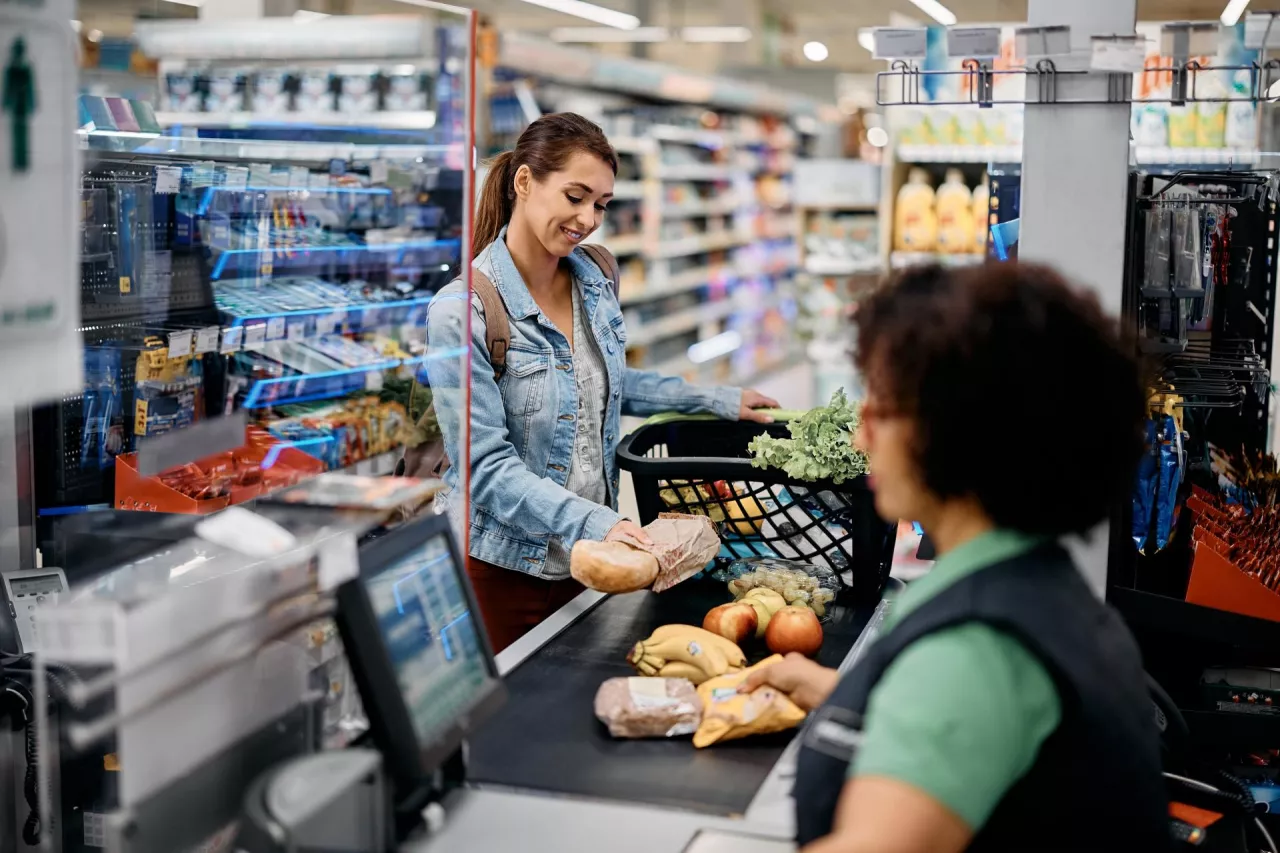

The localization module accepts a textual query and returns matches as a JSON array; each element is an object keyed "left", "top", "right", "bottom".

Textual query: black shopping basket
[{"left": 617, "top": 416, "right": 896, "bottom": 603}]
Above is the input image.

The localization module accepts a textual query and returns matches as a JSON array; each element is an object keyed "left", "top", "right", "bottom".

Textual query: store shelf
[
  {"left": 662, "top": 197, "right": 740, "bottom": 219},
  {"left": 157, "top": 111, "right": 439, "bottom": 131},
  {"left": 612, "top": 181, "right": 645, "bottom": 201},
  {"left": 656, "top": 164, "right": 736, "bottom": 181},
  {"left": 650, "top": 125, "right": 737, "bottom": 147},
  {"left": 1181, "top": 709, "right": 1280, "bottom": 748},
  {"left": 889, "top": 252, "right": 985, "bottom": 270},
  {"left": 220, "top": 293, "right": 435, "bottom": 335},
  {"left": 804, "top": 258, "right": 884, "bottom": 276},
  {"left": 241, "top": 347, "right": 466, "bottom": 409},
  {"left": 896, "top": 143, "right": 1261, "bottom": 167},
  {"left": 627, "top": 299, "right": 740, "bottom": 348},
  {"left": 1110, "top": 586, "right": 1280, "bottom": 655},
  {"left": 610, "top": 137, "right": 651, "bottom": 155},
  {"left": 897, "top": 144, "right": 1023, "bottom": 164},
  {"left": 592, "top": 233, "right": 645, "bottom": 256},
  {"left": 209, "top": 237, "right": 460, "bottom": 280},
  {"left": 344, "top": 449, "right": 401, "bottom": 477},
  {"left": 653, "top": 231, "right": 744, "bottom": 260},
  {"left": 197, "top": 184, "right": 393, "bottom": 215},
  {"left": 622, "top": 265, "right": 720, "bottom": 305}
]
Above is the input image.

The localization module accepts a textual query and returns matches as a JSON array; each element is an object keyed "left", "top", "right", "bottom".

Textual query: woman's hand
[
  {"left": 740, "top": 652, "right": 839, "bottom": 711},
  {"left": 605, "top": 519, "right": 653, "bottom": 547},
  {"left": 739, "top": 389, "right": 781, "bottom": 424}
]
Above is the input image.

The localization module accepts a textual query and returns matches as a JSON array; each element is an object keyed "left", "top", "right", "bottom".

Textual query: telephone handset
[{"left": 1150, "top": 674, "right": 1277, "bottom": 852}]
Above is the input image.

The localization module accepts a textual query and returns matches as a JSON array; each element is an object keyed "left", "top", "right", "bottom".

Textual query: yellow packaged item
[{"left": 692, "top": 654, "right": 807, "bottom": 748}]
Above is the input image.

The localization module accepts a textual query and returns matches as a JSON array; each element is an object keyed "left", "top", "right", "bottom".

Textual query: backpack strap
[
  {"left": 470, "top": 269, "right": 511, "bottom": 380},
  {"left": 580, "top": 244, "right": 621, "bottom": 299}
]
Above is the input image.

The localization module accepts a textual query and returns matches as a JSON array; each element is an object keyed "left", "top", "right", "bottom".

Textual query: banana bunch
[{"left": 627, "top": 624, "right": 747, "bottom": 685}]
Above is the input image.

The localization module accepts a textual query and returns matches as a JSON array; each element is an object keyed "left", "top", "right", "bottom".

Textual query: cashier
[
  {"left": 746, "top": 263, "right": 1170, "bottom": 852},
  {"left": 425, "top": 113, "right": 777, "bottom": 652}
]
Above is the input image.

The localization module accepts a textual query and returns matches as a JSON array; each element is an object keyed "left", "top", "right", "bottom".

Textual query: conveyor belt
[{"left": 468, "top": 580, "right": 885, "bottom": 816}]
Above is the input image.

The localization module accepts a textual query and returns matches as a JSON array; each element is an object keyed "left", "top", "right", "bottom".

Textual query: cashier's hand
[
  {"left": 740, "top": 652, "right": 839, "bottom": 712},
  {"left": 605, "top": 520, "right": 653, "bottom": 547},
  {"left": 739, "top": 389, "right": 781, "bottom": 424}
]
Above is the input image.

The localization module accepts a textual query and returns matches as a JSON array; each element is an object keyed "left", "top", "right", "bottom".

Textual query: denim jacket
[{"left": 426, "top": 228, "right": 742, "bottom": 578}]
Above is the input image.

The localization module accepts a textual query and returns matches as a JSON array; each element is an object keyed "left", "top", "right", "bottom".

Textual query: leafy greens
[{"left": 747, "top": 389, "right": 870, "bottom": 484}]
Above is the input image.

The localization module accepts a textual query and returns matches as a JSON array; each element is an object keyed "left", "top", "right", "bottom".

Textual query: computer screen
[
  {"left": 336, "top": 513, "right": 504, "bottom": 793},
  {"left": 362, "top": 534, "right": 492, "bottom": 749}
]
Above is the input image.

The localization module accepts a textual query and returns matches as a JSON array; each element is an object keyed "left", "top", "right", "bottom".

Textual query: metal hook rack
[{"left": 876, "top": 59, "right": 1280, "bottom": 107}]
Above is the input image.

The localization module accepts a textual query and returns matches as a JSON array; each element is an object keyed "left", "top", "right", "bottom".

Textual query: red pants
[{"left": 466, "top": 557, "right": 584, "bottom": 654}]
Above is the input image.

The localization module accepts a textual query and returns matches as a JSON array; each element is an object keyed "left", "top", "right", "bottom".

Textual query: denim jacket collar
[{"left": 477, "top": 226, "right": 612, "bottom": 321}]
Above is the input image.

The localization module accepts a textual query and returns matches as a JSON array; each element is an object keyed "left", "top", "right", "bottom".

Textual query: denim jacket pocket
[{"left": 500, "top": 349, "right": 551, "bottom": 416}]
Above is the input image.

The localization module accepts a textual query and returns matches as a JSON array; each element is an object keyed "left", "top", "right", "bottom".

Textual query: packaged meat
[{"left": 594, "top": 677, "right": 702, "bottom": 738}]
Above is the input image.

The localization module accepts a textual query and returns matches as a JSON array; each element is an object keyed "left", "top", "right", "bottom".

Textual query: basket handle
[{"left": 639, "top": 409, "right": 803, "bottom": 427}]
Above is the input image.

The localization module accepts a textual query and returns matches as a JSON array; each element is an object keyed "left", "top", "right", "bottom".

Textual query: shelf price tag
[
  {"left": 266, "top": 316, "right": 286, "bottom": 341},
  {"left": 370, "top": 159, "right": 389, "bottom": 185},
  {"left": 244, "top": 323, "right": 267, "bottom": 351},
  {"left": 219, "top": 325, "right": 244, "bottom": 354},
  {"left": 365, "top": 370, "right": 384, "bottom": 392},
  {"left": 289, "top": 166, "right": 311, "bottom": 189},
  {"left": 947, "top": 27, "right": 1002, "bottom": 60},
  {"left": 155, "top": 167, "right": 182, "bottom": 194},
  {"left": 287, "top": 320, "right": 307, "bottom": 341},
  {"left": 873, "top": 28, "right": 928, "bottom": 60},
  {"left": 1090, "top": 35, "right": 1148, "bottom": 72},
  {"left": 223, "top": 166, "right": 250, "bottom": 192},
  {"left": 167, "top": 330, "right": 194, "bottom": 358},
  {"left": 315, "top": 311, "right": 342, "bottom": 336},
  {"left": 194, "top": 326, "right": 221, "bottom": 354}
]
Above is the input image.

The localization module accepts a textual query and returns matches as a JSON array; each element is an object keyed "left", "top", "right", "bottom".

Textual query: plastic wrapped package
[{"left": 594, "top": 677, "right": 702, "bottom": 738}]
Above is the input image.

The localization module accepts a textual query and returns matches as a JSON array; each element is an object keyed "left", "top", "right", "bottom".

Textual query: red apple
[
  {"left": 765, "top": 606, "right": 823, "bottom": 657},
  {"left": 703, "top": 603, "right": 759, "bottom": 645}
]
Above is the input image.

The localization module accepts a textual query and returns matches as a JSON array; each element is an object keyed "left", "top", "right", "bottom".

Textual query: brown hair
[
  {"left": 854, "top": 261, "right": 1145, "bottom": 536},
  {"left": 473, "top": 112, "right": 618, "bottom": 254}
]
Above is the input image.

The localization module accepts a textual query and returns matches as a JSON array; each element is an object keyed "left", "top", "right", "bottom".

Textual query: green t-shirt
[{"left": 848, "top": 530, "right": 1063, "bottom": 831}]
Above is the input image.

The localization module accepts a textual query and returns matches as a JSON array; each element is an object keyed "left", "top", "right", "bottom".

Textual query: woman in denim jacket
[{"left": 427, "top": 113, "right": 777, "bottom": 651}]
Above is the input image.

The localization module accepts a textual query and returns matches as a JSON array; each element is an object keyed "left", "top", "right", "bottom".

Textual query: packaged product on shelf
[
  {"left": 1195, "top": 83, "right": 1228, "bottom": 149},
  {"left": 164, "top": 72, "right": 203, "bottom": 113},
  {"left": 296, "top": 70, "right": 335, "bottom": 113},
  {"left": 893, "top": 168, "right": 937, "bottom": 254},
  {"left": 385, "top": 69, "right": 429, "bottom": 111},
  {"left": 1168, "top": 105, "right": 1198, "bottom": 148},
  {"left": 81, "top": 348, "right": 125, "bottom": 471},
  {"left": 1132, "top": 104, "right": 1169, "bottom": 148},
  {"left": 934, "top": 169, "right": 975, "bottom": 255},
  {"left": 204, "top": 71, "right": 246, "bottom": 113},
  {"left": 338, "top": 71, "right": 381, "bottom": 114},
  {"left": 952, "top": 109, "right": 985, "bottom": 147},
  {"left": 971, "top": 181, "right": 990, "bottom": 255},
  {"left": 251, "top": 71, "right": 292, "bottom": 114}
]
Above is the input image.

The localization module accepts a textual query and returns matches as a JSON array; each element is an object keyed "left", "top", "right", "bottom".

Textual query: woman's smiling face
[{"left": 513, "top": 150, "right": 615, "bottom": 258}]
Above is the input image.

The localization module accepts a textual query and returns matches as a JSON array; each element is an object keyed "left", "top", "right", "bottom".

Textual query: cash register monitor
[{"left": 335, "top": 514, "right": 505, "bottom": 793}]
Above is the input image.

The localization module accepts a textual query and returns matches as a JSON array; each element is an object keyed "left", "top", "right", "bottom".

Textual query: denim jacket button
[{"left": 607, "top": 341, "right": 615, "bottom": 354}]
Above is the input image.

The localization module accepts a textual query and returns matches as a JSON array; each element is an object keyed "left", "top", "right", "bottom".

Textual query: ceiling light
[
  {"left": 907, "top": 0, "right": 957, "bottom": 26},
  {"left": 803, "top": 40, "right": 829, "bottom": 62},
  {"left": 1222, "top": 0, "right": 1252, "bottom": 26},
  {"left": 515, "top": 0, "right": 639, "bottom": 30},
  {"left": 87, "top": 28, "right": 103, "bottom": 42},
  {"left": 292, "top": 9, "right": 330, "bottom": 21},
  {"left": 681, "top": 26, "right": 752, "bottom": 43},
  {"left": 858, "top": 29, "right": 875, "bottom": 52},
  {"left": 161, "top": 0, "right": 205, "bottom": 6},
  {"left": 867, "top": 127, "right": 889, "bottom": 147},
  {"left": 551, "top": 26, "right": 668, "bottom": 42}
]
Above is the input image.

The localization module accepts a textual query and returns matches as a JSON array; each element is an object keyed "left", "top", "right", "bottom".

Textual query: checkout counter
[{"left": 9, "top": 499, "right": 897, "bottom": 853}]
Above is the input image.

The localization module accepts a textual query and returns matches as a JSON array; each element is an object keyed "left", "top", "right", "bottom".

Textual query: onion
[{"left": 765, "top": 606, "right": 824, "bottom": 657}]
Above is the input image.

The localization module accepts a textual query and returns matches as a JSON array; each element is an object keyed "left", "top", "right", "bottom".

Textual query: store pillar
[{"left": 1020, "top": 0, "right": 1136, "bottom": 595}]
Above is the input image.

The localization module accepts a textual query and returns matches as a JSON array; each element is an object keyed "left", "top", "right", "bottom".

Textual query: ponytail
[
  {"left": 470, "top": 114, "right": 618, "bottom": 256},
  {"left": 473, "top": 151, "right": 516, "bottom": 256}
]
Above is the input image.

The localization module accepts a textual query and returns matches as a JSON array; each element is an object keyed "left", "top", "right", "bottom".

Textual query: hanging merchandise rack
[{"left": 877, "top": 59, "right": 1280, "bottom": 107}]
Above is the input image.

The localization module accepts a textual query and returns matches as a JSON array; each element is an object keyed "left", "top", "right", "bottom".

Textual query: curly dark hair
[{"left": 854, "top": 262, "right": 1145, "bottom": 537}]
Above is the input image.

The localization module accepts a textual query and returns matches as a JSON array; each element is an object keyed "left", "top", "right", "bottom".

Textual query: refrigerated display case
[{"left": 28, "top": 11, "right": 476, "bottom": 576}]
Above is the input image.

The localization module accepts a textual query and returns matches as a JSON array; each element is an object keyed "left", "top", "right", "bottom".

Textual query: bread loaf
[
  {"left": 594, "top": 677, "right": 702, "bottom": 738},
  {"left": 570, "top": 540, "right": 659, "bottom": 593}
]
